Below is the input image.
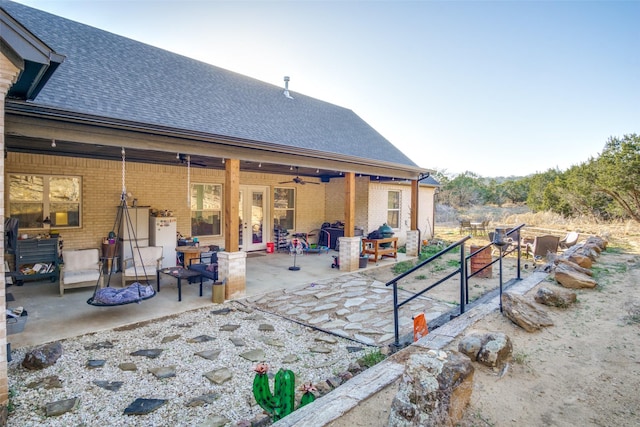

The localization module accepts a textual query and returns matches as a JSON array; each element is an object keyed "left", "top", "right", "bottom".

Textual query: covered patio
[{"left": 6, "top": 250, "right": 411, "bottom": 350}]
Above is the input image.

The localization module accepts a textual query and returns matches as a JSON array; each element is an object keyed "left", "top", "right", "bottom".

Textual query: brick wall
[
  {"left": 5, "top": 153, "right": 329, "bottom": 251},
  {"left": 1, "top": 52, "right": 22, "bottom": 413}
]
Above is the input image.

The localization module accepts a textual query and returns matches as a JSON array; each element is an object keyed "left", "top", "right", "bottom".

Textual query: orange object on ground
[{"left": 413, "top": 312, "right": 429, "bottom": 342}]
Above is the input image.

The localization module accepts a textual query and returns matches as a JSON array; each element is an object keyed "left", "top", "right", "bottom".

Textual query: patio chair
[
  {"left": 525, "top": 235, "right": 560, "bottom": 263},
  {"left": 188, "top": 250, "right": 219, "bottom": 283},
  {"left": 121, "top": 246, "right": 163, "bottom": 287},
  {"left": 474, "top": 220, "right": 489, "bottom": 236},
  {"left": 559, "top": 231, "right": 579, "bottom": 249},
  {"left": 459, "top": 220, "right": 472, "bottom": 235},
  {"left": 60, "top": 248, "right": 103, "bottom": 296}
]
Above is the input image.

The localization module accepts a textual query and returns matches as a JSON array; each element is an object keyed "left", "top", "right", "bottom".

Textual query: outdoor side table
[{"left": 157, "top": 266, "right": 202, "bottom": 301}]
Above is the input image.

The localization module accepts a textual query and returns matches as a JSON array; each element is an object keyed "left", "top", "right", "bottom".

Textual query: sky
[{"left": 11, "top": 0, "right": 640, "bottom": 177}]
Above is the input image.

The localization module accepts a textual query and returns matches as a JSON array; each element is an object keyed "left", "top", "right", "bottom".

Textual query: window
[
  {"left": 387, "top": 190, "right": 400, "bottom": 228},
  {"left": 190, "top": 183, "right": 222, "bottom": 236},
  {"left": 274, "top": 187, "right": 295, "bottom": 230},
  {"left": 9, "top": 174, "right": 81, "bottom": 229}
]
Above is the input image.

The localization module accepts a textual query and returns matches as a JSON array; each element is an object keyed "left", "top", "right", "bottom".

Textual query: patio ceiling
[{"left": 4, "top": 108, "right": 429, "bottom": 182}]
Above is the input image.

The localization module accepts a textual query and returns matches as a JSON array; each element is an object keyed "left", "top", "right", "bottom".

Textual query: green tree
[{"left": 589, "top": 134, "right": 640, "bottom": 222}]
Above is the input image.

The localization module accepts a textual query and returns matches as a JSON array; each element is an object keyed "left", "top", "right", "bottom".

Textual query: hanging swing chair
[{"left": 87, "top": 148, "right": 157, "bottom": 307}]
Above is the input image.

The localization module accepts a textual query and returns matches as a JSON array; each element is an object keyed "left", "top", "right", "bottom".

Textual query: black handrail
[
  {"left": 386, "top": 235, "right": 471, "bottom": 349},
  {"left": 465, "top": 223, "right": 526, "bottom": 304}
]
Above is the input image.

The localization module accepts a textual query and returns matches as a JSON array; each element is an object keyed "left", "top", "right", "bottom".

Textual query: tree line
[{"left": 434, "top": 134, "right": 640, "bottom": 223}]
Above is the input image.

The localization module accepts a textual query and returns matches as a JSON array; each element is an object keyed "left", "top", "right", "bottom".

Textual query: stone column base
[
  {"left": 216, "top": 251, "right": 246, "bottom": 300},
  {"left": 406, "top": 230, "right": 420, "bottom": 257},
  {"left": 338, "top": 236, "right": 362, "bottom": 272}
]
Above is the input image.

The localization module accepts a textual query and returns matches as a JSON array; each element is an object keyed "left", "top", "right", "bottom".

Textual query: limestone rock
[
  {"left": 534, "top": 286, "right": 577, "bottom": 308},
  {"left": 501, "top": 292, "right": 554, "bottom": 332},
  {"left": 458, "top": 332, "right": 512, "bottom": 368},
  {"left": 568, "top": 254, "right": 593, "bottom": 269},
  {"left": 478, "top": 333, "right": 512, "bottom": 368},
  {"left": 554, "top": 264, "right": 597, "bottom": 289},
  {"left": 389, "top": 349, "right": 474, "bottom": 426},
  {"left": 45, "top": 397, "right": 79, "bottom": 417},
  {"left": 27, "top": 375, "right": 62, "bottom": 389},
  {"left": 22, "top": 342, "right": 63, "bottom": 370},
  {"left": 204, "top": 368, "right": 232, "bottom": 385},
  {"left": 585, "top": 236, "right": 607, "bottom": 250},
  {"left": 148, "top": 366, "right": 176, "bottom": 379},
  {"left": 556, "top": 258, "right": 593, "bottom": 276}
]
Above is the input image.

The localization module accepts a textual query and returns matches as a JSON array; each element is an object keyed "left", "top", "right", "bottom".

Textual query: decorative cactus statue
[
  {"left": 299, "top": 382, "right": 317, "bottom": 407},
  {"left": 252, "top": 363, "right": 316, "bottom": 422}
]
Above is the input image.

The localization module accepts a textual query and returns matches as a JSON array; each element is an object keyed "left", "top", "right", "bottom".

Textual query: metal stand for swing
[{"left": 87, "top": 148, "right": 156, "bottom": 306}]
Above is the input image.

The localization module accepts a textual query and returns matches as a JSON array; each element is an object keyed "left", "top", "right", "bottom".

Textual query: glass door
[{"left": 239, "top": 186, "right": 268, "bottom": 252}]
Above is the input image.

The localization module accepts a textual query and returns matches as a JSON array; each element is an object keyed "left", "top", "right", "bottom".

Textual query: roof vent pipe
[{"left": 283, "top": 76, "right": 294, "bottom": 99}]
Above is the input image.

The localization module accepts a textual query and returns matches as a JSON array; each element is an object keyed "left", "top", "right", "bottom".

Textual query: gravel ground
[{"left": 7, "top": 302, "right": 372, "bottom": 426}]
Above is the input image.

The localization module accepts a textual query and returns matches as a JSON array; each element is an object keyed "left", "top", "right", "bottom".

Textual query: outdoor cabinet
[{"left": 12, "top": 237, "right": 60, "bottom": 285}]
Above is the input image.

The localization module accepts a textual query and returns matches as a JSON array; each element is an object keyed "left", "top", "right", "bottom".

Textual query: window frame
[
  {"left": 387, "top": 190, "right": 401, "bottom": 229},
  {"left": 190, "top": 182, "right": 223, "bottom": 237},
  {"left": 8, "top": 174, "right": 82, "bottom": 230},
  {"left": 273, "top": 187, "right": 296, "bottom": 231}
]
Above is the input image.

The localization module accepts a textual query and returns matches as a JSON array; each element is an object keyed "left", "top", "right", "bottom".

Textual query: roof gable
[{"left": 1, "top": 0, "right": 417, "bottom": 168}]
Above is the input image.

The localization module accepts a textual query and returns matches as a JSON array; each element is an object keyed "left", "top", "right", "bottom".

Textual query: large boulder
[
  {"left": 501, "top": 292, "right": 554, "bottom": 332},
  {"left": 22, "top": 342, "right": 63, "bottom": 370},
  {"left": 556, "top": 258, "right": 593, "bottom": 276},
  {"left": 534, "top": 286, "right": 577, "bottom": 308},
  {"left": 554, "top": 264, "right": 597, "bottom": 289},
  {"left": 388, "top": 349, "right": 474, "bottom": 426}
]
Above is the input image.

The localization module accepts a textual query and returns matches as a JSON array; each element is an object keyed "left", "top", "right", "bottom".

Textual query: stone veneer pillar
[
  {"left": 0, "top": 53, "right": 20, "bottom": 419},
  {"left": 216, "top": 251, "right": 246, "bottom": 300},
  {"left": 338, "top": 236, "right": 362, "bottom": 272},
  {"left": 406, "top": 230, "right": 420, "bottom": 257}
]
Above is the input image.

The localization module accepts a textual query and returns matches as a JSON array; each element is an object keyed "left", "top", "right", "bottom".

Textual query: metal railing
[
  {"left": 385, "top": 223, "right": 527, "bottom": 350},
  {"left": 386, "top": 235, "right": 471, "bottom": 349},
  {"left": 465, "top": 223, "right": 526, "bottom": 305}
]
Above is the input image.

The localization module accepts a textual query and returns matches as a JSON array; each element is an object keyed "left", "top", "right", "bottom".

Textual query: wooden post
[
  {"left": 344, "top": 172, "right": 355, "bottom": 237},
  {"left": 224, "top": 159, "right": 240, "bottom": 252},
  {"left": 411, "top": 179, "right": 419, "bottom": 231}
]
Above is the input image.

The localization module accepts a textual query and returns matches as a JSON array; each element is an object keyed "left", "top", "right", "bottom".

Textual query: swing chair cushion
[
  {"left": 91, "top": 282, "right": 155, "bottom": 306},
  {"left": 121, "top": 246, "right": 163, "bottom": 287},
  {"left": 60, "top": 248, "right": 103, "bottom": 296}
]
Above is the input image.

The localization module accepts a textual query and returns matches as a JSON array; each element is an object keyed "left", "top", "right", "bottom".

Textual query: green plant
[
  {"left": 252, "top": 363, "right": 315, "bottom": 422},
  {"left": 392, "top": 260, "right": 414, "bottom": 275},
  {"left": 512, "top": 351, "right": 529, "bottom": 365},
  {"left": 358, "top": 348, "right": 386, "bottom": 368},
  {"left": 7, "top": 387, "right": 16, "bottom": 413}
]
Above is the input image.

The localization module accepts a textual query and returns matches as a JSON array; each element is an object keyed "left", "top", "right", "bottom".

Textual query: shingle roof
[{"left": 1, "top": 0, "right": 418, "bottom": 168}]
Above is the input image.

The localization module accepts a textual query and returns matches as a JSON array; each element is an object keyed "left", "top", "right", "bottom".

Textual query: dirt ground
[{"left": 333, "top": 231, "right": 640, "bottom": 427}]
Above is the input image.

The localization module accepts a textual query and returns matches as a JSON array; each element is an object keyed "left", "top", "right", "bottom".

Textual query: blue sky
[{"left": 12, "top": 0, "right": 640, "bottom": 177}]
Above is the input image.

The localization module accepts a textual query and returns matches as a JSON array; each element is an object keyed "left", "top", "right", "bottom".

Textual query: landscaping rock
[
  {"left": 501, "top": 292, "right": 554, "bottom": 332},
  {"left": 389, "top": 349, "right": 474, "bottom": 426},
  {"left": 22, "top": 342, "right": 63, "bottom": 370},
  {"left": 534, "top": 286, "right": 577, "bottom": 308},
  {"left": 554, "top": 264, "right": 597, "bottom": 289}
]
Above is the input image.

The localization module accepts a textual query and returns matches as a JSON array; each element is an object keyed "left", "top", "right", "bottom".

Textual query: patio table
[{"left": 157, "top": 266, "right": 202, "bottom": 301}]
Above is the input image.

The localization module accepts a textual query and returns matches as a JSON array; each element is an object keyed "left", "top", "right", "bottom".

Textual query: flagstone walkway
[{"left": 243, "top": 273, "right": 457, "bottom": 347}]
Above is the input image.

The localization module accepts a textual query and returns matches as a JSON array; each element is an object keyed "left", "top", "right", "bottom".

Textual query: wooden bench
[{"left": 362, "top": 237, "right": 398, "bottom": 263}]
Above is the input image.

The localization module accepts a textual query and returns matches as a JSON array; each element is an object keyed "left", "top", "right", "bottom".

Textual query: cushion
[
  {"left": 63, "top": 249, "right": 99, "bottom": 272},
  {"left": 63, "top": 269, "right": 100, "bottom": 285}
]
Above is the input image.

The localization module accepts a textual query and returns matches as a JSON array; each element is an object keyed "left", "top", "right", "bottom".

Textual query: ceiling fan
[
  {"left": 177, "top": 153, "right": 206, "bottom": 167},
  {"left": 279, "top": 167, "right": 320, "bottom": 185}
]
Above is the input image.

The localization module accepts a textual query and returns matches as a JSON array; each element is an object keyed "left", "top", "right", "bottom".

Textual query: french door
[{"left": 239, "top": 186, "right": 269, "bottom": 252}]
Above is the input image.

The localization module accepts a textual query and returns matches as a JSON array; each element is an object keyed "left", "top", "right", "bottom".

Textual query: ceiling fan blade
[{"left": 278, "top": 180, "right": 293, "bottom": 184}]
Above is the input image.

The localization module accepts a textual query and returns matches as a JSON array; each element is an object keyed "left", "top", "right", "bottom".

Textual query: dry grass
[{"left": 437, "top": 206, "right": 640, "bottom": 252}]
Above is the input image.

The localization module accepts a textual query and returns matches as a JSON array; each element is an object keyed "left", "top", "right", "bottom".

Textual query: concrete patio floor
[{"left": 6, "top": 250, "right": 410, "bottom": 349}]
